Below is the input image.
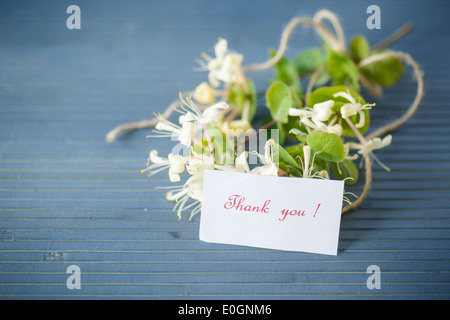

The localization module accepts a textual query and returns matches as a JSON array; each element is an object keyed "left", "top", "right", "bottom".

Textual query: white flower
[
  {"left": 301, "top": 145, "right": 330, "bottom": 180},
  {"left": 333, "top": 90, "right": 375, "bottom": 128},
  {"left": 234, "top": 151, "right": 251, "bottom": 173},
  {"left": 348, "top": 135, "right": 392, "bottom": 155},
  {"left": 151, "top": 96, "right": 229, "bottom": 147},
  {"left": 167, "top": 173, "right": 204, "bottom": 203},
  {"left": 231, "top": 140, "right": 278, "bottom": 176},
  {"left": 289, "top": 100, "right": 334, "bottom": 122},
  {"left": 186, "top": 152, "right": 215, "bottom": 175},
  {"left": 251, "top": 162, "right": 278, "bottom": 176},
  {"left": 162, "top": 151, "right": 218, "bottom": 220},
  {"left": 193, "top": 82, "right": 216, "bottom": 104},
  {"left": 289, "top": 100, "right": 341, "bottom": 135},
  {"left": 302, "top": 145, "right": 312, "bottom": 179},
  {"left": 343, "top": 143, "right": 359, "bottom": 161},
  {"left": 214, "top": 53, "right": 244, "bottom": 85},
  {"left": 198, "top": 38, "right": 244, "bottom": 87},
  {"left": 141, "top": 150, "right": 186, "bottom": 182},
  {"left": 250, "top": 139, "right": 278, "bottom": 176},
  {"left": 178, "top": 110, "right": 197, "bottom": 125},
  {"left": 347, "top": 135, "right": 393, "bottom": 171},
  {"left": 179, "top": 95, "right": 229, "bottom": 127},
  {"left": 199, "top": 101, "right": 228, "bottom": 127},
  {"left": 227, "top": 119, "right": 253, "bottom": 132},
  {"left": 327, "top": 124, "right": 343, "bottom": 136},
  {"left": 153, "top": 115, "right": 195, "bottom": 147},
  {"left": 165, "top": 172, "right": 203, "bottom": 220}
]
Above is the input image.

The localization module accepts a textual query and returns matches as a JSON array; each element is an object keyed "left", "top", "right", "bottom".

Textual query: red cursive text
[
  {"left": 279, "top": 208, "right": 306, "bottom": 221},
  {"left": 224, "top": 194, "right": 271, "bottom": 214}
]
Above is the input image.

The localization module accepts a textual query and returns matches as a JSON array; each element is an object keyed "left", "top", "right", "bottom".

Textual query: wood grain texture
[{"left": 0, "top": 0, "right": 449, "bottom": 299}]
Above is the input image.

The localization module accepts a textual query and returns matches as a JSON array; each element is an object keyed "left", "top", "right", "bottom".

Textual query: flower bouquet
[{"left": 107, "top": 10, "right": 423, "bottom": 220}]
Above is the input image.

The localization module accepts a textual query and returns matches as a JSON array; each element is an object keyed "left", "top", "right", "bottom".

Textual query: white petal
[
  {"left": 289, "top": 128, "right": 302, "bottom": 135},
  {"left": 358, "top": 136, "right": 391, "bottom": 155},
  {"left": 208, "top": 70, "right": 221, "bottom": 88},
  {"left": 200, "top": 102, "right": 228, "bottom": 126},
  {"left": 312, "top": 100, "right": 334, "bottom": 122},
  {"left": 215, "top": 53, "right": 243, "bottom": 84},
  {"left": 166, "top": 188, "right": 188, "bottom": 201},
  {"left": 168, "top": 154, "right": 186, "bottom": 174},
  {"left": 155, "top": 121, "right": 178, "bottom": 133},
  {"left": 178, "top": 127, "right": 193, "bottom": 147},
  {"left": 303, "top": 145, "right": 311, "bottom": 178},
  {"left": 207, "top": 58, "right": 221, "bottom": 71},
  {"left": 149, "top": 150, "right": 167, "bottom": 164},
  {"left": 355, "top": 110, "right": 366, "bottom": 128},
  {"left": 340, "top": 104, "right": 357, "bottom": 119},
  {"left": 263, "top": 139, "right": 276, "bottom": 164},
  {"left": 168, "top": 171, "right": 181, "bottom": 182},
  {"left": 300, "top": 116, "right": 318, "bottom": 130},
  {"left": 209, "top": 101, "right": 229, "bottom": 111},
  {"left": 346, "top": 141, "right": 362, "bottom": 150},
  {"left": 214, "top": 38, "right": 228, "bottom": 61},
  {"left": 327, "top": 124, "right": 343, "bottom": 136},
  {"left": 186, "top": 158, "right": 203, "bottom": 174},
  {"left": 228, "top": 119, "right": 252, "bottom": 132},
  {"left": 193, "top": 82, "right": 216, "bottom": 104},
  {"left": 179, "top": 112, "right": 197, "bottom": 125},
  {"left": 187, "top": 171, "right": 204, "bottom": 186},
  {"left": 382, "top": 135, "right": 392, "bottom": 148},
  {"left": 181, "top": 121, "right": 195, "bottom": 144},
  {"left": 312, "top": 119, "right": 327, "bottom": 132},
  {"left": 259, "top": 163, "right": 278, "bottom": 176},
  {"left": 186, "top": 154, "right": 214, "bottom": 174},
  {"left": 334, "top": 91, "right": 355, "bottom": 103},
  {"left": 318, "top": 170, "right": 330, "bottom": 179},
  {"left": 235, "top": 152, "right": 250, "bottom": 173},
  {"left": 288, "top": 108, "right": 303, "bottom": 116},
  {"left": 199, "top": 110, "right": 221, "bottom": 126}
]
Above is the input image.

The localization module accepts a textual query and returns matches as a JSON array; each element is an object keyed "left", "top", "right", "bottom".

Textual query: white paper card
[{"left": 199, "top": 170, "right": 345, "bottom": 256}]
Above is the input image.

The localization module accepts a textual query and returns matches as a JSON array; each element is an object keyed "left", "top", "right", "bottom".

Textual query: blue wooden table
[{"left": 0, "top": 0, "right": 449, "bottom": 299}]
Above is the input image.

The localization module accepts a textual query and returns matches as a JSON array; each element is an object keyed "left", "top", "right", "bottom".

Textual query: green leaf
[
  {"left": 228, "top": 83, "right": 246, "bottom": 107},
  {"left": 269, "top": 49, "right": 304, "bottom": 99},
  {"left": 326, "top": 46, "right": 360, "bottom": 92},
  {"left": 285, "top": 143, "right": 304, "bottom": 160},
  {"left": 276, "top": 122, "right": 286, "bottom": 146},
  {"left": 331, "top": 159, "right": 359, "bottom": 185},
  {"left": 274, "top": 143, "right": 301, "bottom": 169},
  {"left": 288, "top": 128, "right": 308, "bottom": 143},
  {"left": 273, "top": 143, "right": 302, "bottom": 176},
  {"left": 192, "top": 137, "right": 208, "bottom": 155},
  {"left": 284, "top": 143, "right": 330, "bottom": 178},
  {"left": 282, "top": 115, "right": 303, "bottom": 141},
  {"left": 266, "top": 81, "right": 293, "bottom": 124},
  {"left": 314, "top": 70, "right": 332, "bottom": 87},
  {"left": 307, "top": 132, "right": 345, "bottom": 163},
  {"left": 261, "top": 118, "right": 286, "bottom": 145},
  {"left": 292, "top": 48, "right": 326, "bottom": 74},
  {"left": 228, "top": 78, "right": 258, "bottom": 122},
  {"left": 360, "top": 50, "right": 404, "bottom": 86},
  {"left": 312, "top": 156, "right": 329, "bottom": 174},
  {"left": 206, "top": 126, "right": 228, "bottom": 164},
  {"left": 307, "top": 85, "right": 350, "bottom": 110},
  {"left": 349, "top": 35, "right": 371, "bottom": 63}
]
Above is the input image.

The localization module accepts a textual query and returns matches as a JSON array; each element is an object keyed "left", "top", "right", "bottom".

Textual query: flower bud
[{"left": 193, "top": 82, "right": 216, "bottom": 104}]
